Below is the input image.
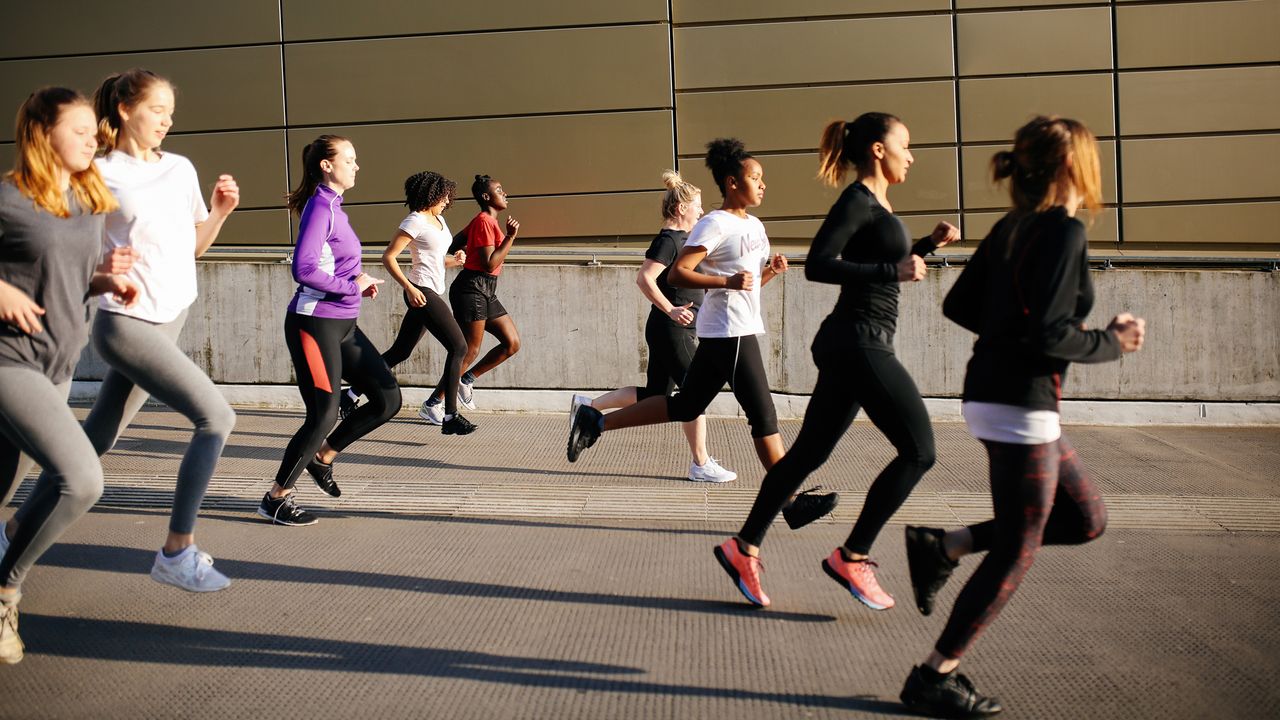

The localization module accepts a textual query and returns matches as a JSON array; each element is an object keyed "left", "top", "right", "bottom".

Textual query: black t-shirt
[
  {"left": 644, "top": 228, "right": 702, "bottom": 327},
  {"left": 0, "top": 181, "right": 104, "bottom": 383},
  {"left": 806, "top": 182, "right": 936, "bottom": 348}
]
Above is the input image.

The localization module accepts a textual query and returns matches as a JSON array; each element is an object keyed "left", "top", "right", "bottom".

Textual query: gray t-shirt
[{"left": 0, "top": 181, "right": 104, "bottom": 383}]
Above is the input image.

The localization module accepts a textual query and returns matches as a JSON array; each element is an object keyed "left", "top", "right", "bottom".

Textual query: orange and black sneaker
[
  {"left": 822, "top": 549, "right": 895, "bottom": 610},
  {"left": 713, "top": 538, "right": 770, "bottom": 607}
]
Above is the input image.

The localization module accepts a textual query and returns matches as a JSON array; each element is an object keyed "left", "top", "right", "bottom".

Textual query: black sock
[{"left": 461, "top": 371, "right": 476, "bottom": 385}]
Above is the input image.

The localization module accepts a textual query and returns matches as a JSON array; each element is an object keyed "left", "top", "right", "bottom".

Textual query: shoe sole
[
  {"left": 417, "top": 409, "right": 444, "bottom": 426},
  {"left": 0, "top": 647, "right": 22, "bottom": 665},
  {"left": 821, "top": 558, "right": 892, "bottom": 611},
  {"left": 443, "top": 425, "right": 477, "bottom": 435},
  {"left": 150, "top": 568, "right": 231, "bottom": 593},
  {"left": 569, "top": 395, "right": 583, "bottom": 431},
  {"left": 687, "top": 474, "right": 736, "bottom": 483},
  {"left": 255, "top": 506, "right": 318, "bottom": 527},
  {"left": 713, "top": 545, "right": 768, "bottom": 608}
]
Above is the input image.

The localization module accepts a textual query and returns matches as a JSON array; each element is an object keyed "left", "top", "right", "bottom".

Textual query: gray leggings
[
  {"left": 0, "top": 368, "right": 103, "bottom": 589},
  {"left": 15, "top": 309, "right": 235, "bottom": 535}
]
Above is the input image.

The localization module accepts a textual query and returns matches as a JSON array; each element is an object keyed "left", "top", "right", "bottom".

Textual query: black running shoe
[
  {"left": 905, "top": 526, "right": 959, "bottom": 616},
  {"left": 306, "top": 459, "right": 341, "bottom": 497},
  {"left": 566, "top": 405, "right": 603, "bottom": 462},
  {"left": 442, "top": 413, "right": 477, "bottom": 435},
  {"left": 338, "top": 389, "right": 358, "bottom": 421},
  {"left": 900, "top": 665, "right": 1002, "bottom": 718},
  {"left": 782, "top": 486, "right": 839, "bottom": 529},
  {"left": 257, "top": 492, "right": 318, "bottom": 527}
]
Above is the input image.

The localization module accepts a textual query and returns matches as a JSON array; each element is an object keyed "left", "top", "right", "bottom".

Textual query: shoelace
[{"left": 796, "top": 485, "right": 826, "bottom": 498}]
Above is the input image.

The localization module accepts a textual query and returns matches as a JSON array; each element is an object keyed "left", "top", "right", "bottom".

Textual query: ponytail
[
  {"left": 91, "top": 68, "right": 167, "bottom": 152},
  {"left": 285, "top": 134, "right": 349, "bottom": 217},
  {"left": 816, "top": 120, "right": 849, "bottom": 188},
  {"left": 815, "top": 112, "right": 901, "bottom": 187}
]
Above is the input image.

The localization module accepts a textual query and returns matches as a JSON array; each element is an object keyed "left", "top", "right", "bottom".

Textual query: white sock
[{"left": 444, "top": 413, "right": 455, "bottom": 421}]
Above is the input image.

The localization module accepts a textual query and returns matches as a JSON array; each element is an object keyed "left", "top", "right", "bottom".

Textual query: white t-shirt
[
  {"left": 398, "top": 211, "right": 452, "bottom": 295},
  {"left": 96, "top": 150, "right": 209, "bottom": 323},
  {"left": 686, "top": 210, "right": 770, "bottom": 338},
  {"left": 962, "top": 401, "right": 1062, "bottom": 445}
]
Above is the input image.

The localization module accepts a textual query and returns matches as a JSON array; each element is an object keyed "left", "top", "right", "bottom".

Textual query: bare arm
[
  {"left": 636, "top": 259, "right": 694, "bottom": 326},
  {"left": 194, "top": 174, "right": 239, "bottom": 258},
  {"left": 668, "top": 246, "right": 752, "bottom": 290}
]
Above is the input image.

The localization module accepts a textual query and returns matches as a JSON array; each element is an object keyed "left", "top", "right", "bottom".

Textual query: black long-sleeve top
[
  {"left": 805, "top": 182, "right": 937, "bottom": 350},
  {"left": 943, "top": 207, "right": 1121, "bottom": 412}
]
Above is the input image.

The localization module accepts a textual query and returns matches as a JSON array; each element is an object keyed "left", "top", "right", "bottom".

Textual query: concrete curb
[{"left": 69, "top": 382, "right": 1280, "bottom": 426}]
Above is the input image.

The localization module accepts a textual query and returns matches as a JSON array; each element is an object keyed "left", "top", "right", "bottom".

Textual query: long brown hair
[
  {"left": 7, "top": 87, "right": 117, "bottom": 217},
  {"left": 92, "top": 68, "right": 169, "bottom": 153},
  {"left": 992, "top": 116, "right": 1102, "bottom": 216},
  {"left": 285, "top": 135, "right": 350, "bottom": 217},
  {"left": 817, "top": 112, "right": 900, "bottom": 188}
]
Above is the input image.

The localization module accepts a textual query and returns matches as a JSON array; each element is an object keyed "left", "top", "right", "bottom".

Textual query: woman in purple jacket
[{"left": 258, "top": 135, "right": 401, "bottom": 526}]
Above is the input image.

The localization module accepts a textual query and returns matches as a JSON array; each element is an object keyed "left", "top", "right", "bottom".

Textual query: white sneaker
[
  {"left": 150, "top": 545, "right": 231, "bottom": 592},
  {"left": 418, "top": 401, "right": 445, "bottom": 425},
  {"left": 689, "top": 457, "right": 737, "bottom": 483},
  {"left": 569, "top": 394, "right": 592, "bottom": 429},
  {"left": 458, "top": 380, "right": 477, "bottom": 411}
]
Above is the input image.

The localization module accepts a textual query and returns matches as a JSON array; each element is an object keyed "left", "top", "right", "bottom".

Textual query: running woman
[
  {"left": 342, "top": 171, "right": 475, "bottom": 436},
  {"left": 898, "top": 116, "right": 1145, "bottom": 718},
  {"left": 259, "top": 135, "right": 401, "bottom": 526},
  {"left": 717, "top": 113, "right": 960, "bottom": 610},
  {"left": 567, "top": 139, "right": 835, "bottom": 525},
  {"left": 571, "top": 171, "right": 735, "bottom": 484},
  {"left": 16, "top": 69, "right": 241, "bottom": 593},
  {"left": 420, "top": 175, "right": 520, "bottom": 414},
  {"left": 0, "top": 87, "right": 139, "bottom": 662}
]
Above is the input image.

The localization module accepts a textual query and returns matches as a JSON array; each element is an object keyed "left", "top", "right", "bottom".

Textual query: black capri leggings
[
  {"left": 636, "top": 310, "right": 697, "bottom": 400},
  {"left": 666, "top": 334, "right": 778, "bottom": 438},
  {"left": 935, "top": 435, "right": 1107, "bottom": 659},
  {"left": 379, "top": 284, "right": 467, "bottom": 414},
  {"left": 737, "top": 342, "right": 935, "bottom": 550},
  {"left": 275, "top": 313, "right": 402, "bottom": 489}
]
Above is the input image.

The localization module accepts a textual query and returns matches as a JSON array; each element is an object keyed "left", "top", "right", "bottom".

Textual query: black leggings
[
  {"left": 935, "top": 435, "right": 1107, "bottom": 659},
  {"left": 379, "top": 285, "right": 466, "bottom": 414},
  {"left": 636, "top": 311, "right": 696, "bottom": 400},
  {"left": 738, "top": 343, "right": 935, "bottom": 549},
  {"left": 275, "top": 313, "right": 402, "bottom": 489},
  {"left": 666, "top": 335, "right": 777, "bottom": 438}
]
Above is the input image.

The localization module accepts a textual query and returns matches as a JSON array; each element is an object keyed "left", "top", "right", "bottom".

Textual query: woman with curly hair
[
  {"left": 343, "top": 171, "right": 474, "bottom": 435},
  {"left": 566, "top": 139, "right": 838, "bottom": 599}
]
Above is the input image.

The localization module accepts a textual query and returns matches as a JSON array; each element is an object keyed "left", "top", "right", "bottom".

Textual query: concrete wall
[
  {"left": 4, "top": 1, "right": 1279, "bottom": 254},
  {"left": 75, "top": 262, "right": 1279, "bottom": 402}
]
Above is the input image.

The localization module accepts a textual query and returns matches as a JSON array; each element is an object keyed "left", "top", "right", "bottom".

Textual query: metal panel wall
[{"left": 2, "top": 1, "right": 1277, "bottom": 253}]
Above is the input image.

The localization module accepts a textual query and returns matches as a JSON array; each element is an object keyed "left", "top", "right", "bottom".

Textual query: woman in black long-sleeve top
[
  {"left": 898, "top": 116, "right": 1145, "bottom": 719},
  {"left": 717, "top": 113, "right": 960, "bottom": 610}
]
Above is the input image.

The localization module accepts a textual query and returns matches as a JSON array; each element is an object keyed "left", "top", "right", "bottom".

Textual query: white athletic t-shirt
[
  {"left": 687, "top": 210, "right": 770, "bottom": 338},
  {"left": 96, "top": 150, "right": 209, "bottom": 323},
  {"left": 398, "top": 211, "right": 452, "bottom": 294}
]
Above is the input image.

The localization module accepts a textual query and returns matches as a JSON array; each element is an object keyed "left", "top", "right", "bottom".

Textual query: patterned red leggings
[{"left": 935, "top": 435, "right": 1107, "bottom": 659}]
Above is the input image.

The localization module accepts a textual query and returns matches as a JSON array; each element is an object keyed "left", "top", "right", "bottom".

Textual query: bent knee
[
  {"left": 203, "top": 403, "right": 237, "bottom": 439},
  {"left": 504, "top": 337, "right": 521, "bottom": 356}
]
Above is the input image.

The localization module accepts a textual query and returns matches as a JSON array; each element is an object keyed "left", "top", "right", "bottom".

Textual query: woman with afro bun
[
  {"left": 566, "top": 139, "right": 838, "bottom": 585},
  {"left": 341, "top": 171, "right": 475, "bottom": 436}
]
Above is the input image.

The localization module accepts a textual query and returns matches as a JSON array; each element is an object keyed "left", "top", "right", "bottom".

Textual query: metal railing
[{"left": 202, "top": 246, "right": 1279, "bottom": 272}]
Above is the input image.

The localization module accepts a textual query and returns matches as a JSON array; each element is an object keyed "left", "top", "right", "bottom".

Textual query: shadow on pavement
[
  {"left": 41, "top": 543, "right": 838, "bottom": 624},
  {"left": 21, "top": 614, "right": 908, "bottom": 714}
]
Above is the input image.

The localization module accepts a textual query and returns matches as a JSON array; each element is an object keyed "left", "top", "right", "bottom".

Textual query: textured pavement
[{"left": 1, "top": 408, "right": 1278, "bottom": 719}]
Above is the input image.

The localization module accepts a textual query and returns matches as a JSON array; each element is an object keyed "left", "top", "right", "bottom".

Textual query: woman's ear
[{"left": 872, "top": 141, "right": 886, "bottom": 160}]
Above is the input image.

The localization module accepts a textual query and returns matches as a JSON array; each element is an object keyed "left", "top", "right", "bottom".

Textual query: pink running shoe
[
  {"left": 714, "top": 539, "right": 770, "bottom": 607},
  {"left": 822, "top": 548, "right": 895, "bottom": 610}
]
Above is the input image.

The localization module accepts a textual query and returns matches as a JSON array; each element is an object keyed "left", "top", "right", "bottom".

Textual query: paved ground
[{"left": 2, "top": 407, "right": 1278, "bottom": 719}]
